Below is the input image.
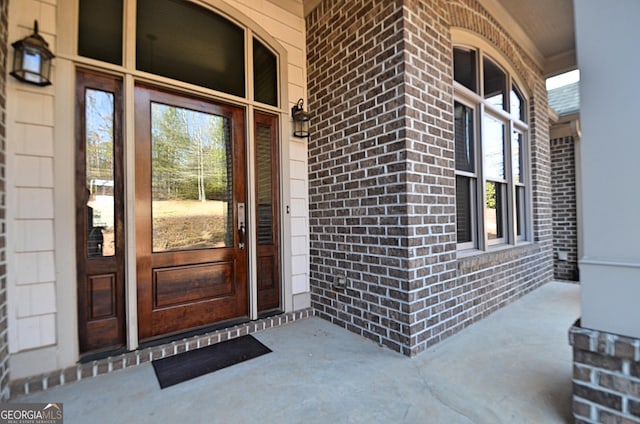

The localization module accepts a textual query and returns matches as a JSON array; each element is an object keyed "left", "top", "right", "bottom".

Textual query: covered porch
[{"left": 14, "top": 281, "right": 579, "bottom": 423}]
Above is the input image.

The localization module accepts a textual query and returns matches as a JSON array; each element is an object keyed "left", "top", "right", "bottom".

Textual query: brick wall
[
  {"left": 570, "top": 323, "right": 640, "bottom": 423},
  {"left": 401, "top": 0, "right": 458, "bottom": 355},
  {"left": 307, "top": 0, "right": 412, "bottom": 352},
  {"left": 307, "top": 0, "right": 552, "bottom": 356},
  {"left": 529, "top": 78, "right": 553, "bottom": 248},
  {"left": 0, "top": 0, "right": 10, "bottom": 401},
  {"left": 551, "top": 136, "right": 579, "bottom": 281},
  {"left": 407, "top": 0, "right": 552, "bottom": 352}
]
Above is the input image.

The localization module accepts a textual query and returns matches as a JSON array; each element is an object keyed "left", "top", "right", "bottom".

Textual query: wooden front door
[{"left": 135, "top": 85, "right": 248, "bottom": 341}]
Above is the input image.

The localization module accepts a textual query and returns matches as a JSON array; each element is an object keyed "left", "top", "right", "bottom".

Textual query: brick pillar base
[{"left": 570, "top": 320, "right": 640, "bottom": 423}]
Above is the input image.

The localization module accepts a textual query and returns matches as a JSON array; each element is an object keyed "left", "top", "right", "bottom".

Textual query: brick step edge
[{"left": 10, "top": 308, "right": 315, "bottom": 398}]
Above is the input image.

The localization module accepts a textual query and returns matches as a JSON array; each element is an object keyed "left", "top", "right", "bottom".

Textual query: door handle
[
  {"left": 237, "top": 202, "right": 246, "bottom": 249},
  {"left": 238, "top": 223, "right": 246, "bottom": 249}
]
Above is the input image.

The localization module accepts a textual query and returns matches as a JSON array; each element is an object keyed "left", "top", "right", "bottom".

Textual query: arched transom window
[{"left": 77, "top": 0, "right": 279, "bottom": 107}]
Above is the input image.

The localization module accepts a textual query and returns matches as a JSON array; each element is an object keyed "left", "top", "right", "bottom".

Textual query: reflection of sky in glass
[
  {"left": 510, "top": 88, "right": 522, "bottom": 120},
  {"left": 486, "top": 94, "right": 503, "bottom": 109},
  {"left": 86, "top": 89, "right": 114, "bottom": 147},
  {"left": 85, "top": 89, "right": 115, "bottom": 190},
  {"left": 512, "top": 130, "right": 522, "bottom": 183},
  {"left": 151, "top": 103, "right": 224, "bottom": 149},
  {"left": 483, "top": 114, "right": 504, "bottom": 180},
  {"left": 150, "top": 102, "right": 228, "bottom": 198}
]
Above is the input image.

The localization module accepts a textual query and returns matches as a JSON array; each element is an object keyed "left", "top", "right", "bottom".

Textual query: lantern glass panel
[
  {"left": 12, "top": 47, "right": 24, "bottom": 72},
  {"left": 40, "top": 56, "right": 51, "bottom": 80},
  {"left": 293, "top": 120, "right": 301, "bottom": 136},
  {"left": 23, "top": 48, "right": 42, "bottom": 75},
  {"left": 293, "top": 115, "right": 309, "bottom": 138}
]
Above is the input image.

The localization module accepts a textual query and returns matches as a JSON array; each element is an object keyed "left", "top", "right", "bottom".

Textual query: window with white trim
[{"left": 453, "top": 46, "right": 529, "bottom": 250}]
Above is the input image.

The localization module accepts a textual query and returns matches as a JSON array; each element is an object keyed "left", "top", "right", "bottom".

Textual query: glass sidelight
[{"left": 85, "top": 89, "right": 116, "bottom": 257}]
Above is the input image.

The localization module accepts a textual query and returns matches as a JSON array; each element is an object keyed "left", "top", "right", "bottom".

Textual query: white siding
[
  {"left": 7, "top": 0, "right": 59, "bottom": 365},
  {"left": 16, "top": 283, "right": 56, "bottom": 318},
  {"left": 14, "top": 252, "right": 55, "bottom": 284},
  {"left": 13, "top": 124, "right": 55, "bottom": 157},
  {"left": 14, "top": 156, "right": 54, "bottom": 188}
]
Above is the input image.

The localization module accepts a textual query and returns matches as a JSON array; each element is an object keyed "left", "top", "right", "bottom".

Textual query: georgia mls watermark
[{"left": 0, "top": 403, "right": 63, "bottom": 424}]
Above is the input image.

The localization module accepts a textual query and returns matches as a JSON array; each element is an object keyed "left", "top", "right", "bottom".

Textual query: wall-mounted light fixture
[
  {"left": 291, "top": 98, "right": 310, "bottom": 138},
  {"left": 11, "top": 21, "right": 55, "bottom": 86}
]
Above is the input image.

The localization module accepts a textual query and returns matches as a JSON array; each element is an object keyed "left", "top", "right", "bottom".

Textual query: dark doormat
[{"left": 152, "top": 335, "right": 272, "bottom": 389}]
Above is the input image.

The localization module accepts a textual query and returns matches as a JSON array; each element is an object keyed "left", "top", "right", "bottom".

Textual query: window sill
[
  {"left": 455, "top": 242, "right": 543, "bottom": 272},
  {"left": 457, "top": 242, "right": 551, "bottom": 276}
]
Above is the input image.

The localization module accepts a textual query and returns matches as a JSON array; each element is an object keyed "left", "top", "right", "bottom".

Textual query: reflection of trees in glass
[
  {"left": 485, "top": 181, "right": 503, "bottom": 239},
  {"left": 85, "top": 89, "right": 116, "bottom": 257},
  {"left": 150, "top": 103, "right": 232, "bottom": 252},
  {"left": 86, "top": 89, "right": 115, "bottom": 194},
  {"left": 485, "top": 181, "right": 496, "bottom": 209},
  {"left": 151, "top": 103, "right": 230, "bottom": 202}
]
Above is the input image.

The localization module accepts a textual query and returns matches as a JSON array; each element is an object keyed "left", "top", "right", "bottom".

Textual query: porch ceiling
[
  {"left": 303, "top": 0, "right": 576, "bottom": 77},
  {"left": 492, "top": 0, "right": 576, "bottom": 76}
]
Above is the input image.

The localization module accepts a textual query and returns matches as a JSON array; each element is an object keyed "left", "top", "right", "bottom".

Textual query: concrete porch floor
[{"left": 15, "top": 281, "right": 579, "bottom": 423}]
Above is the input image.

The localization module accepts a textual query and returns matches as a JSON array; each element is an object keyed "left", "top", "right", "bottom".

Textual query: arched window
[
  {"left": 453, "top": 46, "right": 529, "bottom": 251},
  {"left": 77, "top": 0, "right": 279, "bottom": 106}
]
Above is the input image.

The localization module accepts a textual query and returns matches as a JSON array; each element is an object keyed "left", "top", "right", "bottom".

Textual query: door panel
[
  {"left": 88, "top": 274, "right": 117, "bottom": 318},
  {"left": 153, "top": 262, "right": 235, "bottom": 308},
  {"left": 135, "top": 85, "right": 248, "bottom": 341},
  {"left": 255, "top": 111, "right": 281, "bottom": 312},
  {"left": 76, "top": 70, "right": 126, "bottom": 353}
]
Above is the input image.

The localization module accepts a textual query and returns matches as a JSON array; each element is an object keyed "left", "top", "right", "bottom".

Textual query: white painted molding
[{"left": 580, "top": 257, "right": 640, "bottom": 270}]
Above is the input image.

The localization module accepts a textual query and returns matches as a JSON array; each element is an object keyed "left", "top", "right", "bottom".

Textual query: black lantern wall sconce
[
  {"left": 291, "top": 98, "right": 310, "bottom": 138},
  {"left": 11, "top": 21, "right": 55, "bottom": 87}
]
